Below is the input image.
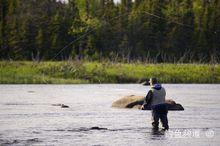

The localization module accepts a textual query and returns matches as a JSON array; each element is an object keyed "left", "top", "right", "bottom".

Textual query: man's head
[{"left": 149, "top": 78, "right": 158, "bottom": 86}]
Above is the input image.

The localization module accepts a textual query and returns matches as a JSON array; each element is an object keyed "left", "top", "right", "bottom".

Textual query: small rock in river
[
  {"left": 90, "top": 127, "right": 108, "bottom": 130},
  {"left": 52, "top": 103, "right": 69, "bottom": 108},
  {"left": 61, "top": 104, "right": 69, "bottom": 108}
]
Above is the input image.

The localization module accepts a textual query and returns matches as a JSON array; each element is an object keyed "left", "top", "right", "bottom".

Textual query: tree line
[{"left": 0, "top": 0, "right": 220, "bottom": 63}]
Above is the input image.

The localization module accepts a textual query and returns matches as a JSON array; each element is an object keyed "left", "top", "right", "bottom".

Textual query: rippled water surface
[{"left": 0, "top": 84, "right": 220, "bottom": 146}]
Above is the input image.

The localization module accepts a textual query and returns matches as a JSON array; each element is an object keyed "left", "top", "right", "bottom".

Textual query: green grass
[{"left": 0, "top": 61, "right": 220, "bottom": 84}]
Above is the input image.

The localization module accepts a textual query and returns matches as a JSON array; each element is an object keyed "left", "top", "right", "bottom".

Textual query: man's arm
[
  {"left": 144, "top": 90, "right": 153, "bottom": 104},
  {"left": 141, "top": 90, "right": 153, "bottom": 110}
]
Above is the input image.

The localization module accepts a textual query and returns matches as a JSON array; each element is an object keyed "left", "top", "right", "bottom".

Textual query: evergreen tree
[
  {"left": 0, "top": 0, "right": 219, "bottom": 62},
  {"left": 7, "top": 0, "right": 22, "bottom": 59},
  {"left": 0, "top": 0, "right": 9, "bottom": 58}
]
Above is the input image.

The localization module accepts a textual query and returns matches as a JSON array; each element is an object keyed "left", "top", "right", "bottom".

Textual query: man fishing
[{"left": 141, "top": 78, "right": 169, "bottom": 130}]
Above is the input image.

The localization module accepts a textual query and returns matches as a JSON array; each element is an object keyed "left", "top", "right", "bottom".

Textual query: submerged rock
[
  {"left": 61, "top": 104, "right": 69, "bottom": 108},
  {"left": 112, "top": 95, "right": 184, "bottom": 111},
  {"left": 52, "top": 104, "right": 69, "bottom": 108},
  {"left": 90, "top": 127, "right": 108, "bottom": 130}
]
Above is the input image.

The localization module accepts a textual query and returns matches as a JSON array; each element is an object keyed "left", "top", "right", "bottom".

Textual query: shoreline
[{"left": 0, "top": 61, "right": 219, "bottom": 84}]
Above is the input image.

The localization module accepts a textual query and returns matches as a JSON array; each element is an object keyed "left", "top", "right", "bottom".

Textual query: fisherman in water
[{"left": 141, "top": 78, "right": 169, "bottom": 130}]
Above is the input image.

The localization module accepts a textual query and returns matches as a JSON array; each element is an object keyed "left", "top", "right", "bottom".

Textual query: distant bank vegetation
[
  {"left": 0, "top": 61, "right": 219, "bottom": 84},
  {"left": 1, "top": 0, "right": 220, "bottom": 63}
]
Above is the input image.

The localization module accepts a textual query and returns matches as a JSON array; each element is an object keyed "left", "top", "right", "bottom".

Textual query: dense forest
[{"left": 0, "top": 0, "right": 220, "bottom": 63}]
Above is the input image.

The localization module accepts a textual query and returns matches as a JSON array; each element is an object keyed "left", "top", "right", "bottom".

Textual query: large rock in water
[{"left": 112, "top": 95, "right": 184, "bottom": 111}]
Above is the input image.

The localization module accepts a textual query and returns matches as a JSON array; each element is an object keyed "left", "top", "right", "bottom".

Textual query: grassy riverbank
[{"left": 0, "top": 61, "right": 220, "bottom": 84}]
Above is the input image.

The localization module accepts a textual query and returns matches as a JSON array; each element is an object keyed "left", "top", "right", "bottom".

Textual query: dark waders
[{"left": 151, "top": 103, "right": 169, "bottom": 130}]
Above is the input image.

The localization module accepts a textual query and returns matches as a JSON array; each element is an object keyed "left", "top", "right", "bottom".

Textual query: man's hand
[{"left": 140, "top": 105, "right": 145, "bottom": 110}]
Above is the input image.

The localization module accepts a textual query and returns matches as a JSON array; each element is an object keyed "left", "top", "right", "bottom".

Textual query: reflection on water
[{"left": 0, "top": 84, "right": 219, "bottom": 145}]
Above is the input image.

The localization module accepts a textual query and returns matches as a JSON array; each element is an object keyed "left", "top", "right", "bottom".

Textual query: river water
[{"left": 0, "top": 84, "right": 219, "bottom": 146}]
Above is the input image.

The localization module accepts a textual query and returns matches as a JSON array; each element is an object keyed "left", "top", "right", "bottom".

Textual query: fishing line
[
  {"left": 51, "top": 28, "right": 94, "bottom": 60},
  {"left": 51, "top": 7, "right": 199, "bottom": 60},
  {"left": 51, "top": 12, "right": 130, "bottom": 60},
  {"left": 142, "top": 11, "right": 193, "bottom": 29}
]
